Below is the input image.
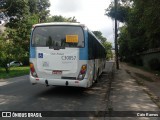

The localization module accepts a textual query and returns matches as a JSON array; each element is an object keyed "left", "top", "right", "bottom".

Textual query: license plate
[{"left": 52, "top": 70, "right": 62, "bottom": 75}]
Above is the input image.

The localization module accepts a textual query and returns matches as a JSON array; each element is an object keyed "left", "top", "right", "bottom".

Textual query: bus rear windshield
[{"left": 31, "top": 25, "right": 84, "bottom": 48}]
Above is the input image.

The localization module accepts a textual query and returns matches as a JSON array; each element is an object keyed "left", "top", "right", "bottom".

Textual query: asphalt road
[{"left": 0, "top": 62, "right": 114, "bottom": 119}]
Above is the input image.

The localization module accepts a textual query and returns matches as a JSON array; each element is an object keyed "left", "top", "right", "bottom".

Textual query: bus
[{"left": 30, "top": 22, "right": 106, "bottom": 88}]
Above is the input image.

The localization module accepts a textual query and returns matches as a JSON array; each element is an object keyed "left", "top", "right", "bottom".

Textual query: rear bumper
[{"left": 29, "top": 75, "right": 88, "bottom": 88}]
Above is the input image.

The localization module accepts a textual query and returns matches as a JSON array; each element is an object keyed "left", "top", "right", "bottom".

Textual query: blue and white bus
[{"left": 30, "top": 22, "right": 106, "bottom": 88}]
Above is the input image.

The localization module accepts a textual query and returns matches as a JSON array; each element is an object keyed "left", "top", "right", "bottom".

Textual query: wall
[{"left": 140, "top": 48, "right": 160, "bottom": 69}]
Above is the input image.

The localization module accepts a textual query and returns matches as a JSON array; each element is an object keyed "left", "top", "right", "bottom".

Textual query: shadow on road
[{"left": 36, "top": 86, "right": 87, "bottom": 97}]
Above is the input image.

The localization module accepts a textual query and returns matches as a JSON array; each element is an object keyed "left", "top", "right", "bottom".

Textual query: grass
[{"left": 0, "top": 66, "right": 29, "bottom": 79}]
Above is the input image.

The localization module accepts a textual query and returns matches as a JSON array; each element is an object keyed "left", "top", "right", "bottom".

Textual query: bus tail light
[
  {"left": 30, "top": 63, "right": 38, "bottom": 78},
  {"left": 77, "top": 65, "right": 87, "bottom": 80}
]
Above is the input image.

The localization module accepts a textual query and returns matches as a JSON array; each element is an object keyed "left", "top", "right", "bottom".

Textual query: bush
[
  {"left": 135, "top": 57, "right": 143, "bottom": 66},
  {"left": 129, "top": 56, "right": 143, "bottom": 66},
  {"left": 21, "top": 57, "right": 29, "bottom": 66},
  {"left": 148, "top": 58, "right": 160, "bottom": 70}
]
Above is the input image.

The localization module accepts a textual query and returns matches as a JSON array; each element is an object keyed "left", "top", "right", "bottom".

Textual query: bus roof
[{"left": 33, "top": 22, "right": 85, "bottom": 27}]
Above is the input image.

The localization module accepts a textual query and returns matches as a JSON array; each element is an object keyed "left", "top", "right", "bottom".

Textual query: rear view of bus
[{"left": 30, "top": 23, "right": 89, "bottom": 88}]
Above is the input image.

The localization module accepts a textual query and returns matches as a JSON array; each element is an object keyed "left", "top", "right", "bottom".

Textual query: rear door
[{"left": 31, "top": 25, "right": 84, "bottom": 79}]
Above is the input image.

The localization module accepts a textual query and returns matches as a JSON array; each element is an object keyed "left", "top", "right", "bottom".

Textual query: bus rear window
[{"left": 31, "top": 26, "right": 84, "bottom": 48}]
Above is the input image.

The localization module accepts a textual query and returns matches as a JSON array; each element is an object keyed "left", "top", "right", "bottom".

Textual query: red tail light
[
  {"left": 77, "top": 65, "right": 87, "bottom": 80},
  {"left": 30, "top": 63, "right": 38, "bottom": 77}
]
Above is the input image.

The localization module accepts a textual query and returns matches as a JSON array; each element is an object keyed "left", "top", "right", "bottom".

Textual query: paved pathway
[{"left": 105, "top": 64, "right": 160, "bottom": 120}]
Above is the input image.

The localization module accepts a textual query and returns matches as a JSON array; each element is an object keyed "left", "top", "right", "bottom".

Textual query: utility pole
[{"left": 114, "top": 0, "right": 119, "bottom": 69}]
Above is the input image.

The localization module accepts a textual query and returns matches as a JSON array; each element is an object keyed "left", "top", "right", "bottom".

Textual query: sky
[{"left": 49, "top": 0, "right": 115, "bottom": 45}]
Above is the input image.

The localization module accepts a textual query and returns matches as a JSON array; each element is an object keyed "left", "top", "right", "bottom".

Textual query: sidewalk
[
  {"left": 121, "top": 62, "right": 160, "bottom": 101},
  {"left": 106, "top": 64, "right": 159, "bottom": 120}
]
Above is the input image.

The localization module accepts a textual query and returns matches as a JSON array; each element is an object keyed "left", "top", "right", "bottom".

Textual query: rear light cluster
[
  {"left": 30, "top": 63, "right": 38, "bottom": 78},
  {"left": 77, "top": 65, "right": 87, "bottom": 80}
]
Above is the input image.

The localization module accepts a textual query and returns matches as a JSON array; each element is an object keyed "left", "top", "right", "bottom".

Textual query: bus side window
[
  {"left": 88, "top": 32, "right": 94, "bottom": 60},
  {"left": 94, "top": 39, "right": 98, "bottom": 59}
]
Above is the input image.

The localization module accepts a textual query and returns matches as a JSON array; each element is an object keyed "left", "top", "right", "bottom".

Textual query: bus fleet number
[{"left": 61, "top": 56, "right": 76, "bottom": 60}]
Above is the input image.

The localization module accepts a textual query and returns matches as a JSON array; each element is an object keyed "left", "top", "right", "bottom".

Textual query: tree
[
  {"left": 28, "top": 0, "right": 50, "bottom": 22},
  {"left": 28, "top": 0, "right": 38, "bottom": 14},
  {"left": 0, "top": 34, "right": 17, "bottom": 73},
  {"left": 118, "top": 26, "right": 130, "bottom": 61},
  {"left": 47, "top": 15, "right": 77, "bottom": 22},
  {"left": 0, "top": 0, "right": 12, "bottom": 12},
  {"left": 106, "top": 0, "right": 160, "bottom": 64},
  {"left": 5, "top": 0, "right": 29, "bottom": 20},
  {"left": 0, "top": 0, "right": 40, "bottom": 72},
  {"left": 105, "top": 1, "right": 131, "bottom": 23},
  {"left": 92, "top": 31, "right": 106, "bottom": 43},
  {"left": 103, "top": 42, "right": 113, "bottom": 60}
]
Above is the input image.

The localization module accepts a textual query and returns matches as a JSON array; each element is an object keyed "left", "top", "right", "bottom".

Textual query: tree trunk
[{"left": 5, "top": 66, "right": 9, "bottom": 73}]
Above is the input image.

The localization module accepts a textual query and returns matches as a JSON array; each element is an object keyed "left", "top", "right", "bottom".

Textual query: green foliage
[
  {"left": 103, "top": 42, "right": 113, "bottom": 60},
  {"left": 28, "top": 0, "right": 38, "bottom": 13},
  {"left": 47, "top": 15, "right": 77, "bottom": 22},
  {"left": 107, "top": 0, "right": 160, "bottom": 65},
  {"left": 128, "top": 0, "right": 160, "bottom": 49},
  {"left": 36, "top": 0, "right": 50, "bottom": 22},
  {"left": 28, "top": 0, "right": 50, "bottom": 22},
  {"left": 21, "top": 57, "right": 29, "bottom": 66},
  {"left": 118, "top": 26, "right": 130, "bottom": 61},
  {"left": 5, "top": 0, "right": 29, "bottom": 19},
  {"left": 92, "top": 31, "right": 107, "bottom": 43},
  {"left": 0, "top": 0, "right": 12, "bottom": 12},
  {"left": 105, "top": 2, "right": 130, "bottom": 23},
  {"left": 0, "top": 1, "right": 42, "bottom": 73},
  {"left": 148, "top": 58, "right": 160, "bottom": 71},
  {"left": 6, "top": 14, "right": 38, "bottom": 55},
  {"left": 0, "top": 35, "right": 16, "bottom": 72},
  {"left": 0, "top": 0, "right": 80, "bottom": 74},
  {"left": 0, "top": 66, "right": 29, "bottom": 79}
]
